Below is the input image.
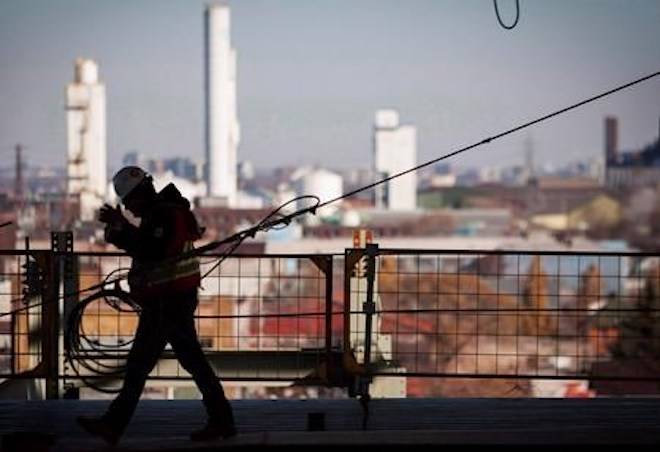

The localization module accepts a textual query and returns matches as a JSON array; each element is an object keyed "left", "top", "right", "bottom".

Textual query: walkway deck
[{"left": 1, "top": 398, "right": 659, "bottom": 450}]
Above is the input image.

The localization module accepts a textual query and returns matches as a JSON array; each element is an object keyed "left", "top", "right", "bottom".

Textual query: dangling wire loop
[{"left": 493, "top": 0, "right": 520, "bottom": 30}]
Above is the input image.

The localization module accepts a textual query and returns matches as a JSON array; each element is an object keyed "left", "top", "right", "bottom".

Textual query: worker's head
[{"left": 112, "top": 166, "right": 156, "bottom": 216}]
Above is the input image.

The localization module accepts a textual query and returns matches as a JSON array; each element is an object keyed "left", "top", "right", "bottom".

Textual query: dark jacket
[{"left": 105, "top": 183, "right": 202, "bottom": 301}]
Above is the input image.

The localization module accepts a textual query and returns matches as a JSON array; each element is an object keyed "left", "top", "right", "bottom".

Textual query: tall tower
[
  {"left": 14, "top": 143, "right": 24, "bottom": 204},
  {"left": 205, "top": 4, "right": 240, "bottom": 206},
  {"left": 524, "top": 135, "right": 535, "bottom": 177},
  {"left": 373, "top": 109, "right": 417, "bottom": 210},
  {"left": 66, "top": 58, "right": 106, "bottom": 221},
  {"left": 604, "top": 116, "right": 618, "bottom": 164}
]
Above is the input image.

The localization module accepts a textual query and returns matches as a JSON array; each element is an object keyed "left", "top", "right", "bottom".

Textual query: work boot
[
  {"left": 190, "top": 420, "right": 237, "bottom": 441},
  {"left": 76, "top": 416, "right": 121, "bottom": 446}
]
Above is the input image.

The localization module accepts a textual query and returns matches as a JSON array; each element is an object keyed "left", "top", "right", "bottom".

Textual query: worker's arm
[
  {"left": 104, "top": 220, "right": 139, "bottom": 254},
  {"left": 100, "top": 204, "right": 139, "bottom": 254},
  {"left": 99, "top": 204, "right": 171, "bottom": 258}
]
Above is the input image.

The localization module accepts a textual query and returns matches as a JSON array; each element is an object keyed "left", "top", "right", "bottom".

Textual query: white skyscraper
[
  {"left": 66, "top": 58, "right": 107, "bottom": 221},
  {"left": 373, "top": 109, "right": 417, "bottom": 210},
  {"left": 205, "top": 4, "right": 240, "bottom": 206}
]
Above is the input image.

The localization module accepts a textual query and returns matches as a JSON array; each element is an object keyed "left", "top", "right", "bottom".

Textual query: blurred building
[
  {"left": 418, "top": 163, "right": 456, "bottom": 189},
  {"left": 530, "top": 194, "right": 622, "bottom": 233},
  {"left": 164, "top": 157, "right": 204, "bottom": 181},
  {"left": 122, "top": 151, "right": 147, "bottom": 169},
  {"left": 605, "top": 116, "right": 660, "bottom": 189},
  {"left": 66, "top": 58, "right": 106, "bottom": 221},
  {"left": 205, "top": 4, "right": 240, "bottom": 206},
  {"left": 373, "top": 109, "right": 417, "bottom": 210},
  {"left": 237, "top": 160, "right": 255, "bottom": 188},
  {"left": 121, "top": 153, "right": 203, "bottom": 183},
  {"left": 291, "top": 167, "right": 343, "bottom": 221},
  {"left": 478, "top": 166, "right": 502, "bottom": 184}
]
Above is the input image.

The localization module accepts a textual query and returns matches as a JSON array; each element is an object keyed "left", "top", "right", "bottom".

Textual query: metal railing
[
  {"left": 67, "top": 251, "right": 338, "bottom": 384},
  {"left": 1, "top": 236, "right": 659, "bottom": 399},
  {"left": 346, "top": 246, "right": 660, "bottom": 396}
]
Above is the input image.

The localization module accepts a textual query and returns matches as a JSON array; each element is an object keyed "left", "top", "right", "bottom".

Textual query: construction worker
[{"left": 77, "top": 166, "right": 236, "bottom": 445}]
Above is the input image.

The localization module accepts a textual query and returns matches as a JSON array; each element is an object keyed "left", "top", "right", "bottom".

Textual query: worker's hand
[{"left": 98, "top": 204, "right": 123, "bottom": 226}]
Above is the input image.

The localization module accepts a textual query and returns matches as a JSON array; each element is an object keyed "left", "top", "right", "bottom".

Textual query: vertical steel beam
[
  {"left": 40, "top": 248, "right": 58, "bottom": 400},
  {"left": 57, "top": 232, "right": 78, "bottom": 397},
  {"left": 45, "top": 231, "right": 73, "bottom": 399},
  {"left": 343, "top": 249, "right": 362, "bottom": 357},
  {"left": 363, "top": 244, "right": 378, "bottom": 372}
]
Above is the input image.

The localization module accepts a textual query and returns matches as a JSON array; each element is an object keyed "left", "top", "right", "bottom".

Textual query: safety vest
[
  {"left": 146, "top": 241, "right": 200, "bottom": 287},
  {"left": 130, "top": 241, "right": 201, "bottom": 300}
]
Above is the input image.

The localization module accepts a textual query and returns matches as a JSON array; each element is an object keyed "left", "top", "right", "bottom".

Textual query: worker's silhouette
[{"left": 77, "top": 166, "right": 235, "bottom": 445}]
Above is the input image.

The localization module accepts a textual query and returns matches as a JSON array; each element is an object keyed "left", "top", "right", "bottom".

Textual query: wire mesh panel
[
  {"left": 4, "top": 247, "right": 658, "bottom": 399},
  {"left": 62, "top": 252, "right": 134, "bottom": 392},
  {"left": 0, "top": 251, "right": 46, "bottom": 379},
  {"left": 346, "top": 249, "right": 660, "bottom": 389},
  {"left": 191, "top": 254, "right": 332, "bottom": 381},
  {"left": 62, "top": 252, "right": 336, "bottom": 394}
]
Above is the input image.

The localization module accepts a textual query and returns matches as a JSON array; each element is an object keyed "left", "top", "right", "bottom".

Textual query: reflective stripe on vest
[{"left": 146, "top": 241, "right": 200, "bottom": 287}]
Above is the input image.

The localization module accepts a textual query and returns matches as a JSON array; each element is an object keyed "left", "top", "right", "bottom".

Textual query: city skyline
[{"left": 1, "top": 0, "right": 659, "bottom": 172}]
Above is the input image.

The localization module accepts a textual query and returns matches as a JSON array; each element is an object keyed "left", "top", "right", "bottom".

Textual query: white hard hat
[{"left": 113, "top": 166, "right": 148, "bottom": 200}]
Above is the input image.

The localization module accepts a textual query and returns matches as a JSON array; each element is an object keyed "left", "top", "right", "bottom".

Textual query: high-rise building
[
  {"left": 373, "top": 109, "right": 417, "bottom": 210},
  {"left": 605, "top": 116, "right": 660, "bottom": 189},
  {"left": 205, "top": 4, "right": 240, "bottom": 206},
  {"left": 66, "top": 58, "right": 106, "bottom": 221}
]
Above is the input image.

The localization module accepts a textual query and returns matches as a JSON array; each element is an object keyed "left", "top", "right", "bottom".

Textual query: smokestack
[
  {"left": 204, "top": 4, "right": 240, "bottom": 205},
  {"left": 604, "top": 116, "right": 618, "bottom": 164},
  {"left": 14, "top": 143, "right": 23, "bottom": 203}
]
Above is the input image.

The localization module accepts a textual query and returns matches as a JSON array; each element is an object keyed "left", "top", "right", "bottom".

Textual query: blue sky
[{"left": 1, "top": 0, "right": 659, "bottom": 171}]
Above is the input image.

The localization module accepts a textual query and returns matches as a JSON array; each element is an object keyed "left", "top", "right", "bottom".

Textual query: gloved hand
[{"left": 98, "top": 204, "right": 124, "bottom": 227}]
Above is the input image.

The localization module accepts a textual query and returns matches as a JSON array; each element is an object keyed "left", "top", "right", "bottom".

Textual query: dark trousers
[{"left": 103, "top": 289, "right": 233, "bottom": 433}]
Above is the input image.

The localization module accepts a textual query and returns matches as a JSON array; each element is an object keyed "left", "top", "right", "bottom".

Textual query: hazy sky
[{"left": 1, "top": 0, "right": 659, "bottom": 172}]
